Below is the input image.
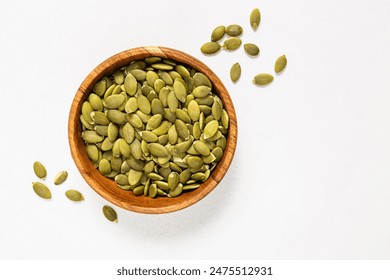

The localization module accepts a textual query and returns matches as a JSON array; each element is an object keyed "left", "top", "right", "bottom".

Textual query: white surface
[{"left": 0, "top": 0, "right": 390, "bottom": 260}]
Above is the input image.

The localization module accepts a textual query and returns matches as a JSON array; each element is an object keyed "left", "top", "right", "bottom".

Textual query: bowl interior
[{"left": 68, "top": 46, "right": 237, "bottom": 214}]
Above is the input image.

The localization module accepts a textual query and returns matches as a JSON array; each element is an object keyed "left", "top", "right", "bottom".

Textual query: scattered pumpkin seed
[
  {"left": 225, "top": 24, "right": 243, "bottom": 37},
  {"left": 274, "top": 55, "right": 287, "bottom": 73},
  {"left": 222, "top": 37, "right": 242, "bottom": 50},
  {"left": 250, "top": 8, "right": 261, "bottom": 31},
  {"left": 65, "top": 190, "right": 84, "bottom": 202},
  {"left": 230, "top": 63, "right": 241, "bottom": 83},
  {"left": 33, "top": 161, "right": 47, "bottom": 179},
  {"left": 253, "top": 73, "right": 274, "bottom": 85},
  {"left": 32, "top": 182, "right": 51, "bottom": 199},
  {"left": 102, "top": 205, "right": 118, "bottom": 222},
  {"left": 211, "top": 25, "right": 226, "bottom": 42},
  {"left": 244, "top": 43, "right": 260, "bottom": 56},
  {"left": 200, "top": 42, "right": 221, "bottom": 54},
  {"left": 54, "top": 171, "right": 68, "bottom": 185}
]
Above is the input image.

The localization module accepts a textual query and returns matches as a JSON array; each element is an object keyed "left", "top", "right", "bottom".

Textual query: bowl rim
[{"left": 68, "top": 46, "right": 238, "bottom": 214}]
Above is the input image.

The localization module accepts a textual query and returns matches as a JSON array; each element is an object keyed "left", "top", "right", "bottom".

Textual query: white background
[{"left": 0, "top": 0, "right": 390, "bottom": 260}]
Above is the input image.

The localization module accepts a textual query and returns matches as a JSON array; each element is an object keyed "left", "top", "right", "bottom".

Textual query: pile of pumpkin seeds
[
  {"left": 200, "top": 7, "right": 287, "bottom": 86},
  {"left": 80, "top": 57, "right": 229, "bottom": 198}
]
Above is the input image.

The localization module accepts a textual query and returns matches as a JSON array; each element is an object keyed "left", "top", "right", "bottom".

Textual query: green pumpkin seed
[
  {"left": 133, "top": 185, "right": 145, "bottom": 196},
  {"left": 54, "top": 171, "right": 68, "bottom": 185},
  {"left": 225, "top": 24, "right": 243, "bottom": 37},
  {"left": 175, "top": 109, "right": 191, "bottom": 124},
  {"left": 230, "top": 62, "right": 241, "bottom": 83},
  {"left": 82, "top": 131, "right": 104, "bottom": 143},
  {"left": 148, "top": 143, "right": 168, "bottom": 157},
  {"left": 253, "top": 73, "right": 274, "bottom": 85},
  {"left": 168, "top": 125, "right": 178, "bottom": 144},
  {"left": 212, "top": 99, "right": 222, "bottom": 121},
  {"left": 169, "top": 183, "right": 183, "bottom": 197},
  {"left": 93, "top": 80, "right": 106, "bottom": 97},
  {"left": 124, "top": 73, "right": 137, "bottom": 95},
  {"left": 221, "top": 109, "right": 229, "bottom": 129},
  {"left": 168, "top": 172, "right": 180, "bottom": 190},
  {"left": 148, "top": 184, "right": 158, "bottom": 198},
  {"left": 211, "top": 25, "right": 225, "bottom": 42},
  {"left": 151, "top": 63, "right": 173, "bottom": 71},
  {"left": 173, "top": 79, "right": 187, "bottom": 103},
  {"left": 193, "top": 140, "right": 210, "bottom": 156},
  {"left": 65, "top": 190, "right": 84, "bottom": 202},
  {"left": 91, "top": 111, "right": 110, "bottom": 125},
  {"left": 274, "top": 55, "right": 287, "bottom": 73},
  {"left": 86, "top": 144, "right": 99, "bottom": 162},
  {"left": 124, "top": 97, "right": 138, "bottom": 114},
  {"left": 141, "top": 131, "right": 158, "bottom": 143},
  {"left": 244, "top": 43, "right": 260, "bottom": 56},
  {"left": 81, "top": 101, "right": 94, "bottom": 124},
  {"left": 193, "top": 73, "right": 212, "bottom": 88},
  {"left": 222, "top": 37, "right": 242, "bottom": 50},
  {"left": 192, "top": 86, "right": 211, "bottom": 98},
  {"left": 159, "top": 71, "right": 174, "bottom": 85},
  {"left": 167, "top": 91, "right": 179, "bottom": 112},
  {"left": 146, "top": 71, "right": 159, "bottom": 87},
  {"left": 32, "top": 182, "right": 51, "bottom": 199},
  {"left": 98, "top": 158, "right": 111, "bottom": 175},
  {"left": 186, "top": 156, "right": 204, "bottom": 169},
  {"left": 128, "top": 169, "right": 143, "bottom": 186},
  {"left": 137, "top": 95, "right": 151, "bottom": 115},
  {"left": 102, "top": 205, "right": 118, "bottom": 222},
  {"left": 175, "top": 119, "right": 190, "bottom": 140},
  {"left": 105, "top": 110, "right": 126, "bottom": 124},
  {"left": 203, "top": 120, "right": 219, "bottom": 139},
  {"left": 33, "top": 161, "right": 47, "bottom": 179},
  {"left": 103, "top": 94, "right": 125, "bottom": 109},
  {"left": 89, "top": 94, "right": 103, "bottom": 111},
  {"left": 130, "top": 139, "right": 142, "bottom": 159},
  {"left": 127, "top": 114, "right": 143, "bottom": 129},
  {"left": 200, "top": 42, "right": 221, "bottom": 55},
  {"left": 94, "top": 125, "right": 108, "bottom": 136},
  {"left": 250, "top": 8, "right": 261, "bottom": 31},
  {"left": 152, "top": 121, "right": 171, "bottom": 136},
  {"left": 187, "top": 100, "right": 200, "bottom": 121},
  {"left": 183, "top": 184, "right": 200, "bottom": 191}
]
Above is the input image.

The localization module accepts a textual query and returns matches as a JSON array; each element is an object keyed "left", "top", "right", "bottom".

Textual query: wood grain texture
[{"left": 68, "top": 46, "right": 238, "bottom": 214}]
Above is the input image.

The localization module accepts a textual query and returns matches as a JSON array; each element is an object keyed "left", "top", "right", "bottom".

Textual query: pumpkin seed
[
  {"left": 32, "top": 182, "right": 51, "bottom": 199},
  {"left": 274, "top": 55, "right": 287, "bottom": 73},
  {"left": 93, "top": 80, "right": 107, "bottom": 97},
  {"left": 103, "top": 94, "right": 125, "bottom": 109},
  {"left": 211, "top": 25, "right": 225, "bottom": 42},
  {"left": 102, "top": 205, "right": 118, "bottom": 222},
  {"left": 124, "top": 73, "right": 138, "bottom": 95},
  {"left": 192, "top": 86, "right": 211, "bottom": 98},
  {"left": 250, "top": 8, "right": 261, "bottom": 31},
  {"left": 54, "top": 171, "right": 68, "bottom": 185},
  {"left": 33, "top": 161, "right": 47, "bottom": 179},
  {"left": 65, "top": 190, "right": 84, "bottom": 202},
  {"left": 148, "top": 143, "right": 168, "bottom": 157},
  {"left": 200, "top": 42, "right": 221, "bottom": 54},
  {"left": 222, "top": 37, "right": 242, "bottom": 50},
  {"left": 253, "top": 73, "right": 274, "bottom": 85},
  {"left": 230, "top": 62, "right": 241, "bottom": 83},
  {"left": 225, "top": 24, "right": 243, "bottom": 37},
  {"left": 203, "top": 120, "right": 219, "bottom": 139},
  {"left": 173, "top": 79, "right": 187, "bottom": 103},
  {"left": 244, "top": 43, "right": 260, "bottom": 56},
  {"left": 89, "top": 94, "right": 103, "bottom": 111}
]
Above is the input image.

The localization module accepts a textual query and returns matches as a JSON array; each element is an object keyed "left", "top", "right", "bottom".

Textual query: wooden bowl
[{"left": 68, "top": 46, "right": 237, "bottom": 214}]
